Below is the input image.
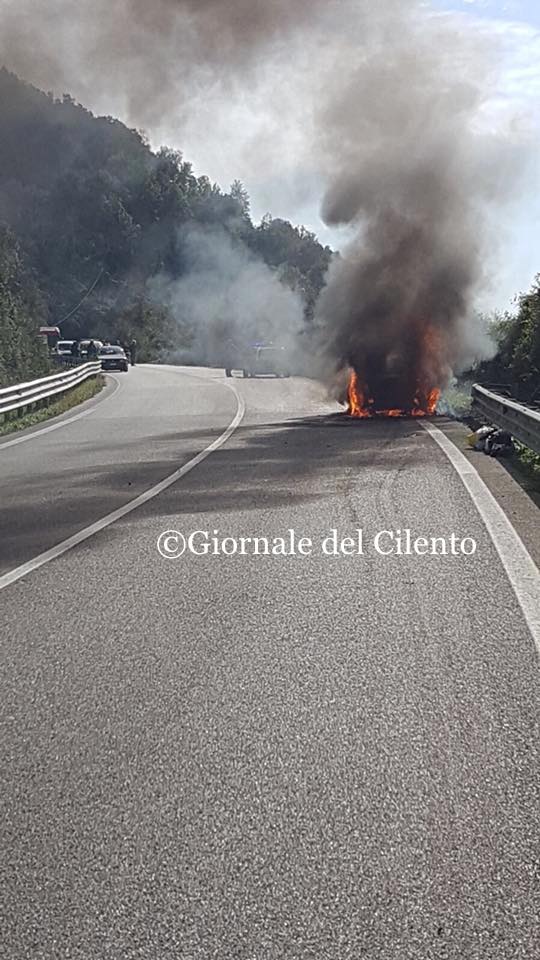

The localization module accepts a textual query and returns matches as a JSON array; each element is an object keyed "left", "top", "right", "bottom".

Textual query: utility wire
[{"left": 57, "top": 267, "right": 104, "bottom": 328}]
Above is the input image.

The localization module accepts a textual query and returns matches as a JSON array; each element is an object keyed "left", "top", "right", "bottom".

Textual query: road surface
[{"left": 1, "top": 365, "right": 539, "bottom": 959}]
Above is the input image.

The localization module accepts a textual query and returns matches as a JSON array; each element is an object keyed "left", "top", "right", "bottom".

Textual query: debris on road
[{"left": 467, "top": 425, "right": 515, "bottom": 457}]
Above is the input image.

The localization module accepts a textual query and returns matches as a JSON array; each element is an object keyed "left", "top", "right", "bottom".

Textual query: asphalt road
[{"left": 1, "top": 365, "right": 539, "bottom": 959}]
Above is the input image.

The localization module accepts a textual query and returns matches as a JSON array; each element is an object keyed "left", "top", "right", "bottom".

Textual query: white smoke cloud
[{"left": 149, "top": 226, "right": 305, "bottom": 367}]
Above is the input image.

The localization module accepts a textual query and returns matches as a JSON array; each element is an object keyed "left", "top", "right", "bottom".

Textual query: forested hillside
[{"left": 0, "top": 69, "right": 332, "bottom": 384}]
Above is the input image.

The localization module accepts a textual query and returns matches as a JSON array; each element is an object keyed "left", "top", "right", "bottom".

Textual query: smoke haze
[
  {"left": 0, "top": 0, "right": 327, "bottom": 125},
  {"left": 149, "top": 226, "right": 305, "bottom": 368}
]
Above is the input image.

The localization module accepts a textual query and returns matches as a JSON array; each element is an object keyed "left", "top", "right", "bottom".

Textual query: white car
[
  {"left": 80, "top": 339, "right": 103, "bottom": 357},
  {"left": 55, "top": 340, "right": 75, "bottom": 357},
  {"left": 242, "top": 345, "right": 290, "bottom": 378}
]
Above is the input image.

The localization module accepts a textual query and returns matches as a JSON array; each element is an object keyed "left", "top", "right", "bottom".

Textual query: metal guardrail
[
  {"left": 472, "top": 383, "right": 540, "bottom": 455},
  {"left": 0, "top": 361, "right": 102, "bottom": 418}
]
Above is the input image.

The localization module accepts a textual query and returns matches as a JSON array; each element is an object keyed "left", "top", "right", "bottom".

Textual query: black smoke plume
[{"left": 312, "top": 4, "right": 520, "bottom": 411}]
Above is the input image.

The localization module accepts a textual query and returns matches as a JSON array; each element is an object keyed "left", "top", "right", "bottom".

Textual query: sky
[
  {"left": 142, "top": 0, "right": 540, "bottom": 314},
  {"left": 419, "top": 0, "right": 540, "bottom": 311}
]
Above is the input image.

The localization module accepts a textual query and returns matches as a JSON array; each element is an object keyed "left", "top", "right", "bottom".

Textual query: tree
[
  {"left": 474, "top": 282, "right": 540, "bottom": 399},
  {"left": 229, "top": 179, "right": 251, "bottom": 220},
  {"left": 0, "top": 227, "right": 49, "bottom": 386},
  {"left": 511, "top": 277, "right": 540, "bottom": 390},
  {"left": 106, "top": 297, "right": 180, "bottom": 363}
]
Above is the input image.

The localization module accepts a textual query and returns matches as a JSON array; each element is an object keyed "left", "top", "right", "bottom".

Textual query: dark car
[{"left": 99, "top": 345, "right": 129, "bottom": 372}]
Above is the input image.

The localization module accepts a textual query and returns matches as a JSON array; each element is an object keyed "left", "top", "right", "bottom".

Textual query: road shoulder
[
  {"left": 0, "top": 373, "right": 117, "bottom": 448},
  {"left": 434, "top": 417, "right": 540, "bottom": 570}
]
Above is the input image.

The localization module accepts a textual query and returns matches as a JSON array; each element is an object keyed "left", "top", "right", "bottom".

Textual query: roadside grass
[
  {"left": 0, "top": 375, "right": 105, "bottom": 437},
  {"left": 512, "top": 443, "right": 540, "bottom": 493}
]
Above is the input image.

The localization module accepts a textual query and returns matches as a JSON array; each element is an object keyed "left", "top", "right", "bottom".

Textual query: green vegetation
[
  {"left": 0, "top": 374, "right": 105, "bottom": 436},
  {"left": 474, "top": 278, "right": 540, "bottom": 402},
  {"left": 513, "top": 443, "right": 540, "bottom": 492},
  {"left": 0, "top": 226, "right": 50, "bottom": 386},
  {"left": 439, "top": 381, "right": 474, "bottom": 418},
  {"left": 0, "top": 69, "right": 332, "bottom": 383},
  {"left": 463, "top": 283, "right": 540, "bottom": 482}
]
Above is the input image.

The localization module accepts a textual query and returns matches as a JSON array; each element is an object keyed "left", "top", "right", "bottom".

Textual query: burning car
[{"left": 344, "top": 336, "right": 441, "bottom": 418}]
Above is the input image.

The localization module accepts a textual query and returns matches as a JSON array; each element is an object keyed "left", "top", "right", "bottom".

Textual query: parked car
[
  {"left": 55, "top": 340, "right": 75, "bottom": 357},
  {"left": 80, "top": 339, "right": 103, "bottom": 357},
  {"left": 98, "top": 345, "right": 129, "bottom": 372},
  {"left": 237, "top": 345, "right": 290, "bottom": 378}
]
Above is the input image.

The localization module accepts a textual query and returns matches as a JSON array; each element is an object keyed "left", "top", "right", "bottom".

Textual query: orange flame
[
  {"left": 346, "top": 325, "right": 441, "bottom": 418},
  {"left": 347, "top": 372, "right": 372, "bottom": 418},
  {"left": 413, "top": 387, "right": 440, "bottom": 417},
  {"left": 346, "top": 375, "right": 440, "bottom": 418}
]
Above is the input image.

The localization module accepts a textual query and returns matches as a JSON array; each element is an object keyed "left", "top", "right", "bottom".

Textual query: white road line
[
  {"left": 0, "top": 375, "right": 121, "bottom": 450},
  {"left": 0, "top": 381, "right": 245, "bottom": 592},
  {"left": 422, "top": 420, "right": 540, "bottom": 653}
]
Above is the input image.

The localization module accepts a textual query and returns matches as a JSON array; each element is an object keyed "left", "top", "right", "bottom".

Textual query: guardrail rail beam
[
  {"left": 0, "top": 361, "right": 102, "bottom": 420},
  {"left": 472, "top": 384, "right": 540, "bottom": 455}
]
